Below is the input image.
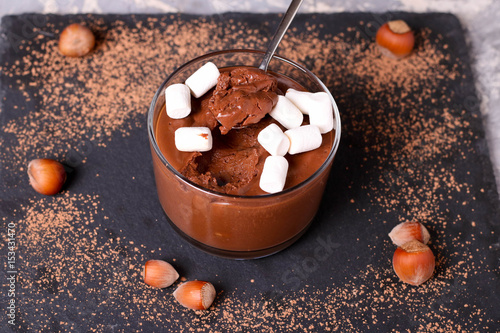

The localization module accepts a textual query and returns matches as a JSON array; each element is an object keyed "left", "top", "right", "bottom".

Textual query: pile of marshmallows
[{"left": 165, "top": 62, "right": 335, "bottom": 194}]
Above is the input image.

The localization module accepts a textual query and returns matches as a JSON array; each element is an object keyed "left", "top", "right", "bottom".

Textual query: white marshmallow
[
  {"left": 175, "top": 127, "right": 213, "bottom": 152},
  {"left": 185, "top": 62, "right": 220, "bottom": 98},
  {"left": 285, "top": 89, "right": 315, "bottom": 115},
  {"left": 269, "top": 95, "right": 304, "bottom": 129},
  {"left": 284, "top": 125, "right": 322, "bottom": 155},
  {"left": 259, "top": 156, "right": 289, "bottom": 194},
  {"left": 308, "top": 100, "right": 334, "bottom": 134},
  {"left": 257, "top": 123, "right": 290, "bottom": 156},
  {"left": 165, "top": 83, "right": 191, "bottom": 119},
  {"left": 285, "top": 89, "right": 334, "bottom": 133}
]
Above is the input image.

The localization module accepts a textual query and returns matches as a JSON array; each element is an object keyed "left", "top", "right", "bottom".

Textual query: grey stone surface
[{"left": 1, "top": 0, "right": 499, "bottom": 192}]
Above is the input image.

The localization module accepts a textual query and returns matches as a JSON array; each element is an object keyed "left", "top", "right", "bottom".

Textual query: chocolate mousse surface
[
  {"left": 209, "top": 67, "right": 279, "bottom": 134},
  {"left": 156, "top": 67, "right": 334, "bottom": 195}
]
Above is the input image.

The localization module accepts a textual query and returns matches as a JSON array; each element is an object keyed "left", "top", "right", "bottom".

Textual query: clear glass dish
[{"left": 148, "top": 49, "right": 341, "bottom": 259}]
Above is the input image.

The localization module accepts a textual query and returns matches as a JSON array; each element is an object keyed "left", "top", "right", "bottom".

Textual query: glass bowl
[{"left": 148, "top": 49, "right": 341, "bottom": 259}]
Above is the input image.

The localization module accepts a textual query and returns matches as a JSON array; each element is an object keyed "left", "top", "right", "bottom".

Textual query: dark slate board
[{"left": 0, "top": 12, "right": 499, "bottom": 332}]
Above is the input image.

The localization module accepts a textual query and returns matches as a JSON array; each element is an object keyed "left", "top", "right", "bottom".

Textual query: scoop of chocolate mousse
[
  {"left": 179, "top": 116, "right": 275, "bottom": 195},
  {"left": 209, "top": 67, "right": 279, "bottom": 134}
]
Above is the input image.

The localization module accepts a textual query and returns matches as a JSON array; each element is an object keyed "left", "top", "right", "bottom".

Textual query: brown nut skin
[
  {"left": 389, "top": 221, "right": 431, "bottom": 247},
  {"left": 393, "top": 240, "right": 435, "bottom": 286},
  {"left": 28, "top": 159, "right": 67, "bottom": 195},
  {"left": 142, "top": 260, "right": 179, "bottom": 288},
  {"left": 376, "top": 20, "right": 415, "bottom": 59},
  {"left": 59, "top": 23, "right": 95, "bottom": 57},
  {"left": 173, "top": 281, "right": 216, "bottom": 310}
]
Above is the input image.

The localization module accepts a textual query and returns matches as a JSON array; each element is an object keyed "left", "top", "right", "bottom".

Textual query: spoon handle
[{"left": 259, "top": 0, "right": 304, "bottom": 71}]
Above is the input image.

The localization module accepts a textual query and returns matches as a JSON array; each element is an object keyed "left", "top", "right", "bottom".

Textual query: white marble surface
[{"left": 1, "top": 0, "right": 499, "bottom": 193}]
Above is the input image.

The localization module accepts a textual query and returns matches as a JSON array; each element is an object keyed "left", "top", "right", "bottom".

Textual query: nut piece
[
  {"left": 173, "top": 280, "right": 216, "bottom": 310},
  {"left": 387, "top": 20, "right": 412, "bottom": 34},
  {"left": 59, "top": 23, "right": 95, "bottom": 57},
  {"left": 389, "top": 221, "right": 430, "bottom": 247},
  {"left": 375, "top": 20, "right": 415, "bottom": 59},
  {"left": 393, "top": 240, "right": 435, "bottom": 286},
  {"left": 142, "top": 260, "right": 179, "bottom": 288},
  {"left": 27, "top": 158, "right": 67, "bottom": 195}
]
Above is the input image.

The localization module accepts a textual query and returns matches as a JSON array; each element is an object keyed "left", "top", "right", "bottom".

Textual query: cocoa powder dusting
[{"left": 0, "top": 14, "right": 497, "bottom": 331}]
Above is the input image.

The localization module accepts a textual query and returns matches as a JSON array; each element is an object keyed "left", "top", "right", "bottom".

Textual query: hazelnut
[
  {"left": 376, "top": 20, "right": 415, "bottom": 59},
  {"left": 389, "top": 221, "right": 430, "bottom": 247},
  {"left": 393, "top": 240, "right": 435, "bottom": 286},
  {"left": 173, "top": 280, "right": 216, "bottom": 310},
  {"left": 142, "top": 260, "right": 179, "bottom": 288},
  {"left": 59, "top": 23, "right": 95, "bottom": 57},
  {"left": 27, "top": 158, "right": 67, "bottom": 195}
]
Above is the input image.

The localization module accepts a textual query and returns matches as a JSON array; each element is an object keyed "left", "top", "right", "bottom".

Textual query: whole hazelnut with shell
[
  {"left": 59, "top": 23, "right": 95, "bottom": 57},
  {"left": 376, "top": 20, "right": 415, "bottom": 59}
]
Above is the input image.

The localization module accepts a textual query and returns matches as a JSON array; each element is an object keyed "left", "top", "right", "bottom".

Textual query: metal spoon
[
  {"left": 259, "top": 0, "right": 304, "bottom": 72},
  {"left": 217, "top": 0, "right": 304, "bottom": 131}
]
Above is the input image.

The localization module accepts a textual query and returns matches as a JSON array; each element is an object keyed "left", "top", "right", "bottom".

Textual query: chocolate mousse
[
  {"left": 155, "top": 66, "right": 334, "bottom": 196},
  {"left": 149, "top": 54, "right": 340, "bottom": 257},
  {"left": 209, "top": 67, "right": 279, "bottom": 134}
]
